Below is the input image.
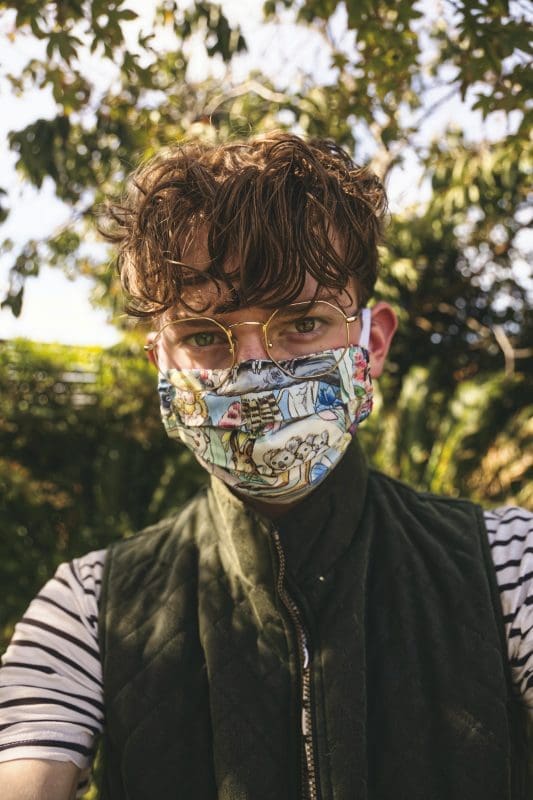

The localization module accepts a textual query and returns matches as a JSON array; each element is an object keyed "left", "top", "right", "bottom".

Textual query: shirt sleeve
[
  {"left": 0, "top": 549, "right": 106, "bottom": 797},
  {"left": 484, "top": 507, "right": 533, "bottom": 713}
]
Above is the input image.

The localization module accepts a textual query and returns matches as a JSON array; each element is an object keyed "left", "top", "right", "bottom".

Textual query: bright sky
[{"left": 0, "top": 0, "right": 523, "bottom": 346}]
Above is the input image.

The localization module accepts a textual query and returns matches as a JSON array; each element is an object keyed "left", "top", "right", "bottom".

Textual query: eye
[
  {"left": 185, "top": 332, "right": 219, "bottom": 347},
  {"left": 293, "top": 317, "right": 317, "bottom": 334},
  {"left": 163, "top": 320, "right": 229, "bottom": 349}
]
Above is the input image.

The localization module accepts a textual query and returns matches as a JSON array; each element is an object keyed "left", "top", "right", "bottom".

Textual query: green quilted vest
[{"left": 98, "top": 441, "right": 529, "bottom": 799}]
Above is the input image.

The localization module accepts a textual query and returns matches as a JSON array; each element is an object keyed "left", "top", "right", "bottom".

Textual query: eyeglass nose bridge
[
  {"left": 226, "top": 319, "right": 267, "bottom": 332},
  {"left": 225, "top": 319, "right": 272, "bottom": 351}
]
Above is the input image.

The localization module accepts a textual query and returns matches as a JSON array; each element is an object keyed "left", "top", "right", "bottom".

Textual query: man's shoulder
[
  {"left": 99, "top": 489, "right": 213, "bottom": 633},
  {"left": 105, "top": 487, "right": 211, "bottom": 569},
  {"left": 367, "top": 468, "right": 483, "bottom": 516}
]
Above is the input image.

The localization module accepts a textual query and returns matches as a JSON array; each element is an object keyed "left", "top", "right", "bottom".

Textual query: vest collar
[{"left": 207, "top": 438, "right": 369, "bottom": 587}]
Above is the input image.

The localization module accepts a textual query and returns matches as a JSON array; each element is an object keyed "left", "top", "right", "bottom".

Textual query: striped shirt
[{"left": 1, "top": 506, "right": 532, "bottom": 797}]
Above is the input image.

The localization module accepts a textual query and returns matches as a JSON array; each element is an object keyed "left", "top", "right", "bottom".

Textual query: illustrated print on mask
[
  {"left": 158, "top": 309, "right": 373, "bottom": 503},
  {"left": 163, "top": 371, "right": 210, "bottom": 427}
]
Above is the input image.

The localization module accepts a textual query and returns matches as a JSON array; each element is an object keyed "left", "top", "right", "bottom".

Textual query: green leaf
[{"left": 116, "top": 9, "right": 138, "bottom": 21}]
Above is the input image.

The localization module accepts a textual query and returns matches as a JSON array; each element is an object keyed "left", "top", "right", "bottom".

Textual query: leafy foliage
[
  {"left": 359, "top": 363, "right": 532, "bottom": 506},
  {"left": 1, "top": 0, "right": 531, "bottom": 328}
]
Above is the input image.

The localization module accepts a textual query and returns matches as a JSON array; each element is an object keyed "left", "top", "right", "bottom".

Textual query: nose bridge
[{"left": 227, "top": 320, "right": 269, "bottom": 361}]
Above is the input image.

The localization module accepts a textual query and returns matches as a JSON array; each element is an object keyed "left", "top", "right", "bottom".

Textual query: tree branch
[{"left": 204, "top": 80, "right": 288, "bottom": 115}]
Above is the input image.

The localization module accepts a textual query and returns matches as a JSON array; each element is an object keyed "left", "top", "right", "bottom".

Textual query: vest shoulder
[
  {"left": 367, "top": 469, "right": 484, "bottom": 519},
  {"left": 365, "top": 470, "right": 493, "bottom": 586},
  {"left": 100, "top": 488, "right": 213, "bottom": 632},
  {"left": 106, "top": 487, "right": 210, "bottom": 564}
]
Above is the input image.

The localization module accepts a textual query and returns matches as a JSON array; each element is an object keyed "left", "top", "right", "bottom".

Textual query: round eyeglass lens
[
  {"left": 154, "top": 317, "right": 234, "bottom": 371},
  {"left": 266, "top": 301, "right": 350, "bottom": 362}
]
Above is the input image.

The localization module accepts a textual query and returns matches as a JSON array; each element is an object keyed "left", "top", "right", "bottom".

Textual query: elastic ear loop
[{"left": 359, "top": 307, "right": 371, "bottom": 350}]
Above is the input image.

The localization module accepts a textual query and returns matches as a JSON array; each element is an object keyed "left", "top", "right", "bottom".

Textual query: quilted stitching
[{"left": 99, "top": 461, "right": 527, "bottom": 800}]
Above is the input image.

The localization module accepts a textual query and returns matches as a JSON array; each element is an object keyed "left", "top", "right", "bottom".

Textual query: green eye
[
  {"left": 189, "top": 332, "right": 216, "bottom": 347},
  {"left": 294, "top": 317, "right": 316, "bottom": 333}
]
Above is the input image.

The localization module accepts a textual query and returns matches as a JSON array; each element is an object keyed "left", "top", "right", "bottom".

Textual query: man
[{"left": 0, "top": 133, "right": 531, "bottom": 799}]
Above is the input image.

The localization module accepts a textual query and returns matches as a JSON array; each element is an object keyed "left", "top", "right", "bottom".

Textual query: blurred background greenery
[{"left": 1, "top": 0, "right": 532, "bottom": 658}]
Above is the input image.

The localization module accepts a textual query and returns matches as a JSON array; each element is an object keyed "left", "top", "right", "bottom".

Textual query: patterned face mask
[{"left": 158, "top": 309, "right": 373, "bottom": 504}]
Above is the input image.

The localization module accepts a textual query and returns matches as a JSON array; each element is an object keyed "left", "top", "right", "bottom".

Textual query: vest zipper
[{"left": 272, "top": 531, "right": 320, "bottom": 800}]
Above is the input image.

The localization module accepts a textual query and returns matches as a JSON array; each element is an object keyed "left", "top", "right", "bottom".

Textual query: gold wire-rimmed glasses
[{"left": 145, "top": 300, "right": 361, "bottom": 379}]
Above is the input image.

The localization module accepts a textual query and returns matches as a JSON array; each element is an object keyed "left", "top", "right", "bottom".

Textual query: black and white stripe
[
  {"left": 1, "top": 509, "right": 532, "bottom": 795},
  {"left": 0, "top": 550, "right": 104, "bottom": 797},
  {"left": 485, "top": 507, "right": 533, "bottom": 704}
]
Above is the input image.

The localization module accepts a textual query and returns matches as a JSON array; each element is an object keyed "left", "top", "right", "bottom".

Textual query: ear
[
  {"left": 286, "top": 437, "right": 301, "bottom": 453},
  {"left": 145, "top": 331, "right": 158, "bottom": 367},
  {"left": 368, "top": 302, "right": 397, "bottom": 378}
]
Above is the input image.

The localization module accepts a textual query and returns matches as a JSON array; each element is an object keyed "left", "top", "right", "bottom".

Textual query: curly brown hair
[{"left": 103, "top": 131, "right": 387, "bottom": 319}]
